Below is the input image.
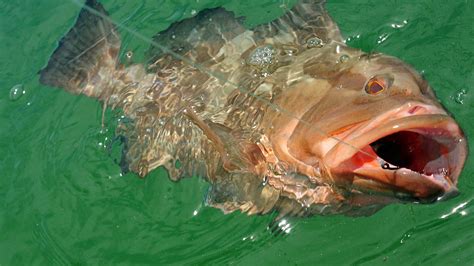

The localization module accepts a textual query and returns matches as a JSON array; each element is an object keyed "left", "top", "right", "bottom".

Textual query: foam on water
[{"left": 0, "top": 0, "right": 473, "bottom": 264}]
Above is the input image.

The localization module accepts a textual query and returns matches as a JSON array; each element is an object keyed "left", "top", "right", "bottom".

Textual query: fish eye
[{"left": 365, "top": 75, "right": 393, "bottom": 95}]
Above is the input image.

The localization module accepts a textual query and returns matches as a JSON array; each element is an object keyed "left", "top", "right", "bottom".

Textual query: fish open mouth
[
  {"left": 370, "top": 131, "right": 449, "bottom": 176},
  {"left": 325, "top": 103, "right": 467, "bottom": 203}
]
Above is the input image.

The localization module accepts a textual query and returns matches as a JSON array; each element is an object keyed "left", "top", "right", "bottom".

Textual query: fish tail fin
[{"left": 39, "top": 0, "right": 121, "bottom": 99}]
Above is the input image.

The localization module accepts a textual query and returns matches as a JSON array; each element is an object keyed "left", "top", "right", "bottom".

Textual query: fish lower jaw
[{"left": 351, "top": 165, "right": 454, "bottom": 201}]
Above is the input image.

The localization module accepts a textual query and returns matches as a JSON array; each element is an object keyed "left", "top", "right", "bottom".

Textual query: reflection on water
[
  {"left": 440, "top": 200, "right": 470, "bottom": 219},
  {"left": 9, "top": 84, "right": 26, "bottom": 101},
  {"left": 0, "top": 0, "right": 473, "bottom": 265},
  {"left": 276, "top": 219, "right": 292, "bottom": 234},
  {"left": 452, "top": 88, "right": 468, "bottom": 105}
]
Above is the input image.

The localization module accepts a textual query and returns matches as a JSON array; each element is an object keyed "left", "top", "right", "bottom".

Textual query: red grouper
[{"left": 39, "top": 0, "right": 468, "bottom": 217}]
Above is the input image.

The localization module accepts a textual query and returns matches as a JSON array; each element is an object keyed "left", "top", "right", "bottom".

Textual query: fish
[{"left": 39, "top": 0, "right": 467, "bottom": 217}]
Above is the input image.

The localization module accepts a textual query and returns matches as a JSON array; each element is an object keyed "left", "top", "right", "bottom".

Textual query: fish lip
[
  {"left": 351, "top": 176, "right": 459, "bottom": 204},
  {"left": 352, "top": 168, "right": 460, "bottom": 201},
  {"left": 323, "top": 102, "right": 467, "bottom": 200}
]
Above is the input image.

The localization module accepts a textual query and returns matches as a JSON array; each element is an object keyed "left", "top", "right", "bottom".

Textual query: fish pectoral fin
[
  {"left": 185, "top": 109, "right": 269, "bottom": 173},
  {"left": 39, "top": 0, "right": 121, "bottom": 99},
  {"left": 183, "top": 111, "right": 282, "bottom": 215},
  {"left": 206, "top": 171, "right": 281, "bottom": 215},
  {"left": 184, "top": 109, "right": 238, "bottom": 171}
]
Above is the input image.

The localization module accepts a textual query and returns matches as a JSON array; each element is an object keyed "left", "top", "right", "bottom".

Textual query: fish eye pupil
[{"left": 366, "top": 79, "right": 385, "bottom": 95}]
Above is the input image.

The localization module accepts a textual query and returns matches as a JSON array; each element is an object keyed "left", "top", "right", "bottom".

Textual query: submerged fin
[
  {"left": 253, "top": 0, "right": 343, "bottom": 45},
  {"left": 146, "top": 7, "right": 247, "bottom": 69},
  {"left": 290, "top": 0, "right": 343, "bottom": 43},
  {"left": 207, "top": 171, "right": 281, "bottom": 216},
  {"left": 39, "top": 0, "right": 121, "bottom": 99}
]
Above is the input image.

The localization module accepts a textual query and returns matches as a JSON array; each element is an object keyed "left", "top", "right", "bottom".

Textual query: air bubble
[
  {"left": 377, "top": 33, "right": 389, "bottom": 44},
  {"left": 306, "top": 37, "right": 323, "bottom": 48},
  {"left": 391, "top": 20, "right": 408, "bottom": 29},
  {"left": 452, "top": 89, "right": 467, "bottom": 104},
  {"left": 125, "top": 51, "right": 133, "bottom": 59},
  {"left": 9, "top": 84, "right": 25, "bottom": 101},
  {"left": 339, "top": 54, "right": 350, "bottom": 63},
  {"left": 247, "top": 45, "right": 276, "bottom": 67},
  {"left": 283, "top": 49, "right": 294, "bottom": 57}
]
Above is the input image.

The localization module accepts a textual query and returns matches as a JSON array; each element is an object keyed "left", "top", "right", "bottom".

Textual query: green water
[{"left": 1, "top": 0, "right": 473, "bottom": 264}]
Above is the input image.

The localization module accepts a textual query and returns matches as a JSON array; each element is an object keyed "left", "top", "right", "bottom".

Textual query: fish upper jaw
[{"left": 318, "top": 102, "right": 467, "bottom": 202}]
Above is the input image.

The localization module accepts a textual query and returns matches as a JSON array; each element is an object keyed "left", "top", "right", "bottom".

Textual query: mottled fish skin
[{"left": 40, "top": 0, "right": 467, "bottom": 217}]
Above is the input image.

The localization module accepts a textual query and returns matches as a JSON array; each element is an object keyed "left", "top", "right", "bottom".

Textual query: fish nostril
[{"left": 408, "top": 106, "right": 424, "bottom": 114}]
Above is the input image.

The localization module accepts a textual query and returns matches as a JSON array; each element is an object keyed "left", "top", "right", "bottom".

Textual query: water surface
[{"left": 0, "top": 0, "right": 473, "bottom": 264}]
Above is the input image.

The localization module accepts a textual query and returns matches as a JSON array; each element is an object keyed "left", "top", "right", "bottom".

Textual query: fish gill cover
[{"left": 0, "top": 0, "right": 473, "bottom": 264}]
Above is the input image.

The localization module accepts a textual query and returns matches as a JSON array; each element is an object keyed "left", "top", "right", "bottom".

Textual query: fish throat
[{"left": 370, "top": 131, "right": 449, "bottom": 175}]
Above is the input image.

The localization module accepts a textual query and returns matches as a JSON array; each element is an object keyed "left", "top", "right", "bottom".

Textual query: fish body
[{"left": 40, "top": 0, "right": 467, "bottom": 216}]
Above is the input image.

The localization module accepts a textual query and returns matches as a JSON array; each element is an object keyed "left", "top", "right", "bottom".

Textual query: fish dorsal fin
[
  {"left": 147, "top": 1, "right": 342, "bottom": 68},
  {"left": 146, "top": 8, "right": 247, "bottom": 67},
  {"left": 253, "top": 0, "right": 343, "bottom": 45}
]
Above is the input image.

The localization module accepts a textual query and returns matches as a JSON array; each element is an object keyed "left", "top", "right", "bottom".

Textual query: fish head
[{"left": 282, "top": 48, "right": 468, "bottom": 207}]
